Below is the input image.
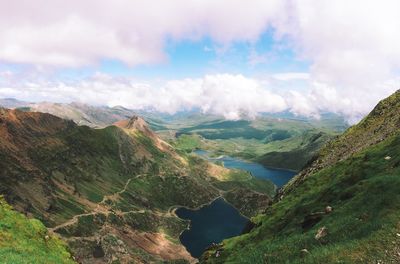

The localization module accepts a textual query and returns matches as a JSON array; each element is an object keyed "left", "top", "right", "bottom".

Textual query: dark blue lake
[
  {"left": 194, "top": 149, "right": 296, "bottom": 187},
  {"left": 175, "top": 198, "right": 249, "bottom": 258},
  {"left": 176, "top": 150, "right": 296, "bottom": 258}
]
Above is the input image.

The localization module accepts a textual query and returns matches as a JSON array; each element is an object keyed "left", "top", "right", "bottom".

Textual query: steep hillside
[
  {"left": 203, "top": 90, "right": 400, "bottom": 263},
  {"left": 257, "top": 130, "right": 332, "bottom": 171},
  {"left": 284, "top": 90, "right": 400, "bottom": 193},
  {"left": 0, "top": 108, "right": 273, "bottom": 263},
  {"left": 0, "top": 197, "right": 74, "bottom": 263}
]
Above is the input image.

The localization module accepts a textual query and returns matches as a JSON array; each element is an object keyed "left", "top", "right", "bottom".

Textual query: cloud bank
[
  {"left": 1, "top": 73, "right": 397, "bottom": 122},
  {"left": 0, "top": 0, "right": 400, "bottom": 121},
  {"left": 0, "top": 0, "right": 282, "bottom": 67}
]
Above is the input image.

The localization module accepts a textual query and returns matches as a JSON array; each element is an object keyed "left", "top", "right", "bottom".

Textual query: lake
[
  {"left": 194, "top": 149, "right": 296, "bottom": 187},
  {"left": 175, "top": 198, "right": 249, "bottom": 258},
  {"left": 176, "top": 150, "right": 296, "bottom": 258}
]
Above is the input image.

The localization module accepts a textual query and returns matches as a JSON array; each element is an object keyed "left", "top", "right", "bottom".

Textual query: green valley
[{"left": 165, "top": 114, "right": 346, "bottom": 171}]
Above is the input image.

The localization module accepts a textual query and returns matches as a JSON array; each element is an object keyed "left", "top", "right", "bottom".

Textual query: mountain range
[{"left": 0, "top": 90, "right": 398, "bottom": 263}]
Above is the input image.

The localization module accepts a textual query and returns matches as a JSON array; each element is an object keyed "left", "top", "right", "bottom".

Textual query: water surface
[
  {"left": 194, "top": 149, "right": 296, "bottom": 187},
  {"left": 175, "top": 198, "right": 249, "bottom": 258},
  {"left": 176, "top": 150, "right": 297, "bottom": 258}
]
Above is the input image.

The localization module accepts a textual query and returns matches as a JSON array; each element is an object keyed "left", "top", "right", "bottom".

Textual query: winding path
[{"left": 50, "top": 176, "right": 138, "bottom": 232}]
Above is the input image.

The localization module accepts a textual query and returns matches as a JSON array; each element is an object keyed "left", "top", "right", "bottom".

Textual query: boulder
[
  {"left": 315, "top": 226, "right": 328, "bottom": 241},
  {"left": 325, "top": 206, "right": 333, "bottom": 214},
  {"left": 300, "top": 248, "right": 309, "bottom": 257}
]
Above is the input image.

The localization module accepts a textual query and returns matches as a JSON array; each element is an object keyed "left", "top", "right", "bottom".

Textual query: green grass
[
  {"left": 118, "top": 174, "right": 219, "bottom": 211},
  {"left": 173, "top": 134, "right": 203, "bottom": 153},
  {"left": 204, "top": 132, "right": 400, "bottom": 263},
  {"left": 0, "top": 197, "right": 74, "bottom": 264},
  {"left": 123, "top": 211, "right": 187, "bottom": 241},
  {"left": 213, "top": 176, "right": 275, "bottom": 195}
]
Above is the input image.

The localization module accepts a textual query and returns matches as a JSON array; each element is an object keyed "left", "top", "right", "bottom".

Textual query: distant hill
[
  {"left": 0, "top": 98, "right": 348, "bottom": 171},
  {"left": 0, "top": 98, "right": 31, "bottom": 108},
  {"left": 167, "top": 115, "right": 346, "bottom": 171},
  {"left": 203, "top": 90, "right": 400, "bottom": 263}
]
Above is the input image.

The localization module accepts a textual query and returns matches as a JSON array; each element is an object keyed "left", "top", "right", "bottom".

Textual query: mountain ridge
[{"left": 283, "top": 89, "right": 400, "bottom": 195}]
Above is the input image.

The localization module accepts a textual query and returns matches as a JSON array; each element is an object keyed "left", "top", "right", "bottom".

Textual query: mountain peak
[
  {"left": 114, "top": 115, "right": 153, "bottom": 135},
  {"left": 125, "top": 115, "right": 148, "bottom": 130}
]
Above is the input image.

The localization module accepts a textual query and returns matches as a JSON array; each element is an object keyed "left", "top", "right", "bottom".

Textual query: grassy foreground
[{"left": 0, "top": 197, "right": 74, "bottom": 264}]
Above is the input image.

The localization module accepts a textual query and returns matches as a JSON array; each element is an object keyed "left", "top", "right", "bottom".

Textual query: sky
[{"left": 0, "top": 0, "right": 399, "bottom": 122}]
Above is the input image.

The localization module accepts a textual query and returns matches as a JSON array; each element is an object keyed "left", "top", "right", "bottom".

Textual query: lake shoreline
[
  {"left": 173, "top": 149, "right": 296, "bottom": 258},
  {"left": 174, "top": 197, "right": 250, "bottom": 258},
  {"left": 195, "top": 148, "right": 299, "bottom": 173},
  {"left": 194, "top": 149, "right": 296, "bottom": 187}
]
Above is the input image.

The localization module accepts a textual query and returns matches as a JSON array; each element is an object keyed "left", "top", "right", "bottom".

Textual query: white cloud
[
  {"left": 272, "top": 72, "right": 310, "bottom": 81},
  {"left": 0, "top": 74, "right": 288, "bottom": 120},
  {"left": 275, "top": 0, "right": 400, "bottom": 88},
  {"left": 0, "top": 0, "right": 400, "bottom": 121},
  {"left": 2, "top": 73, "right": 398, "bottom": 123},
  {"left": 0, "top": 0, "right": 283, "bottom": 67}
]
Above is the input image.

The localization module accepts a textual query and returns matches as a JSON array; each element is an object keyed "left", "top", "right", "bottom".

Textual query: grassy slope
[
  {"left": 256, "top": 130, "right": 333, "bottom": 171},
  {"left": 0, "top": 197, "right": 73, "bottom": 264},
  {"left": 203, "top": 91, "right": 400, "bottom": 263}
]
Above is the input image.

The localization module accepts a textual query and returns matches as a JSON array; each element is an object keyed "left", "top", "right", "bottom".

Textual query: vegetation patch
[{"left": 0, "top": 197, "right": 74, "bottom": 264}]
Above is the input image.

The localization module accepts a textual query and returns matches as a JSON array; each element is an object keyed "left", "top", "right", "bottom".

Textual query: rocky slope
[
  {"left": 0, "top": 108, "right": 273, "bottom": 263},
  {"left": 203, "top": 90, "right": 400, "bottom": 263},
  {"left": 0, "top": 99, "right": 140, "bottom": 128}
]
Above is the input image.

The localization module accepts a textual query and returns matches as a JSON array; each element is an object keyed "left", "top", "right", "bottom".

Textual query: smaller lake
[
  {"left": 194, "top": 149, "right": 296, "bottom": 187},
  {"left": 175, "top": 198, "right": 249, "bottom": 258}
]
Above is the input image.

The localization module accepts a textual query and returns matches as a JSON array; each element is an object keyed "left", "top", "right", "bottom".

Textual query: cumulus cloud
[
  {"left": 275, "top": 0, "right": 400, "bottom": 86},
  {"left": 1, "top": 0, "right": 400, "bottom": 121},
  {"left": 2, "top": 72, "right": 397, "bottom": 122},
  {"left": 0, "top": 0, "right": 282, "bottom": 67},
  {"left": 0, "top": 73, "right": 288, "bottom": 120}
]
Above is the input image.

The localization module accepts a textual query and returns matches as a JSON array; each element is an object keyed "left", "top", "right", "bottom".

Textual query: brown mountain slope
[{"left": 0, "top": 108, "right": 274, "bottom": 263}]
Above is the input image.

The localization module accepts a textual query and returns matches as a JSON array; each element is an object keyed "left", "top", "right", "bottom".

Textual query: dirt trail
[{"left": 50, "top": 176, "right": 137, "bottom": 232}]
